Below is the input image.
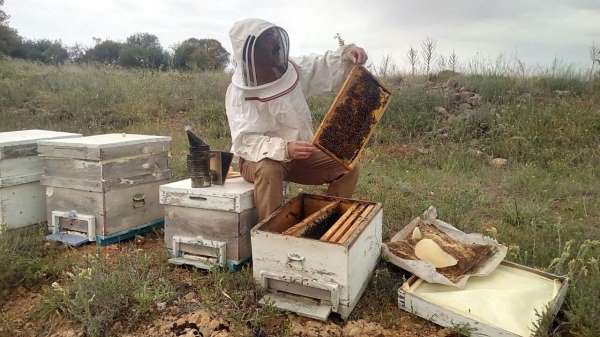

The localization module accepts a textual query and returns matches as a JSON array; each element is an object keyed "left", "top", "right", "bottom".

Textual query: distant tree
[
  {"left": 437, "top": 55, "right": 446, "bottom": 71},
  {"left": 406, "top": 47, "right": 418, "bottom": 76},
  {"left": 0, "top": 0, "right": 22, "bottom": 57},
  {"left": 420, "top": 37, "right": 436, "bottom": 77},
  {"left": 448, "top": 50, "right": 458, "bottom": 72},
  {"left": 67, "top": 43, "right": 86, "bottom": 62},
  {"left": 0, "top": 0, "right": 8, "bottom": 25},
  {"left": 590, "top": 43, "right": 600, "bottom": 79},
  {"left": 334, "top": 33, "right": 345, "bottom": 47},
  {"left": 118, "top": 33, "right": 170, "bottom": 69},
  {"left": 19, "top": 39, "right": 69, "bottom": 64},
  {"left": 83, "top": 39, "right": 122, "bottom": 64},
  {"left": 173, "top": 38, "right": 229, "bottom": 71}
]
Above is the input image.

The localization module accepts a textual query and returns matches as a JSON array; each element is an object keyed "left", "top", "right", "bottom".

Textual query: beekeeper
[{"left": 226, "top": 18, "right": 368, "bottom": 220}]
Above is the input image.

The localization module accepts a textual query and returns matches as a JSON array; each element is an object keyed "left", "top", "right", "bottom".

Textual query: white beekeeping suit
[{"left": 226, "top": 18, "right": 355, "bottom": 163}]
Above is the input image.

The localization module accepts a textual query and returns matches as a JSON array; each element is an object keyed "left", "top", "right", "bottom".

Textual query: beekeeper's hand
[
  {"left": 287, "top": 141, "right": 315, "bottom": 160},
  {"left": 343, "top": 46, "right": 368, "bottom": 65}
]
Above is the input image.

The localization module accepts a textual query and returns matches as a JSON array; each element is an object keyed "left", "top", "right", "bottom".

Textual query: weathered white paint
[
  {"left": 38, "top": 133, "right": 171, "bottom": 160},
  {"left": 0, "top": 181, "right": 46, "bottom": 228},
  {"left": 398, "top": 261, "right": 569, "bottom": 337},
  {"left": 160, "top": 177, "right": 254, "bottom": 213},
  {"left": 0, "top": 130, "right": 80, "bottom": 154},
  {"left": 0, "top": 130, "right": 80, "bottom": 228},
  {"left": 251, "top": 201, "right": 382, "bottom": 320},
  {"left": 46, "top": 180, "right": 167, "bottom": 237},
  {"left": 160, "top": 178, "right": 257, "bottom": 266},
  {"left": 0, "top": 156, "right": 44, "bottom": 186},
  {"left": 38, "top": 133, "right": 170, "bottom": 147},
  {"left": 41, "top": 133, "right": 171, "bottom": 239},
  {"left": 50, "top": 210, "right": 96, "bottom": 241}
]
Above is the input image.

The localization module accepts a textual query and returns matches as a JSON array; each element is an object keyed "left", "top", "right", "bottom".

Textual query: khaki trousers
[{"left": 240, "top": 150, "right": 360, "bottom": 220}]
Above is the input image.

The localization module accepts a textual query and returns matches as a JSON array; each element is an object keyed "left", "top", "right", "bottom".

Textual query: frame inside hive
[
  {"left": 313, "top": 66, "right": 392, "bottom": 170},
  {"left": 259, "top": 193, "right": 378, "bottom": 245}
]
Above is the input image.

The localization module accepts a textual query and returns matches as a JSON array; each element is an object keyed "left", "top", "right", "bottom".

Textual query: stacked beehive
[
  {"left": 0, "top": 130, "right": 81, "bottom": 229},
  {"left": 160, "top": 177, "right": 256, "bottom": 271},
  {"left": 39, "top": 133, "right": 171, "bottom": 245}
]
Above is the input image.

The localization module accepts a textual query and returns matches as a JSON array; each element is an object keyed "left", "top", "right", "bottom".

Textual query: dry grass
[{"left": 0, "top": 57, "right": 599, "bottom": 336}]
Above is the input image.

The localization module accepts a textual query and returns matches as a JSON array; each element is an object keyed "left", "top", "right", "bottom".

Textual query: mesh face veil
[{"left": 241, "top": 27, "right": 290, "bottom": 87}]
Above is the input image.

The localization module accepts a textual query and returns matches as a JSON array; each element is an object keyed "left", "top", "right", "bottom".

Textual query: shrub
[
  {"left": 40, "top": 251, "right": 175, "bottom": 337},
  {"left": 173, "top": 38, "right": 229, "bottom": 71},
  {"left": 0, "top": 225, "right": 58, "bottom": 302}
]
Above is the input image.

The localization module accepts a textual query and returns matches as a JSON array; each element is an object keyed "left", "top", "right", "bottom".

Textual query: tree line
[{"left": 0, "top": 1, "right": 229, "bottom": 70}]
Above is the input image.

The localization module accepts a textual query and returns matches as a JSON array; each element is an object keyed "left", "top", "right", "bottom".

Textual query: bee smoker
[{"left": 186, "top": 127, "right": 211, "bottom": 188}]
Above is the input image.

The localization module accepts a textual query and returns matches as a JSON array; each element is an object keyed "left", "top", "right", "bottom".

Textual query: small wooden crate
[
  {"left": 251, "top": 193, "right": 382, "bottom": 320},
  {"left": 39, "top": 134, "right": 172, "bottom": 245},
  {"left": 160, "top": 177, "right": 256, "bottom": 271},
  {"left": 398, "top": 261, "right": 569, "bottom": 337},
  {"left": 313, "top": 66, "right": 391, "bottom": 170},
  {"left": 0, "top": 130, "right": 81, "bottom": 228}
]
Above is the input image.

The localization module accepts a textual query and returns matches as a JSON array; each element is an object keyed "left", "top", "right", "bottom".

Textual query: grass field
[{"left": 0, "top": 58, "right": 599, "bottom": 337}]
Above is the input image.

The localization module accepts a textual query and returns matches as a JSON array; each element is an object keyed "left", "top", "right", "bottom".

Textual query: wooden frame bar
[
  {"left": 282, "top": 201, "right": 340, "bottom": 237},
  {"left": 336, "top": 204, "right": 375, "bottom": 243},
  {"left": 328, "top": 204, "right": 366, "bottom": 243},
  {"left": 320, "top": 203, "right": 359, "bottom": 241}
]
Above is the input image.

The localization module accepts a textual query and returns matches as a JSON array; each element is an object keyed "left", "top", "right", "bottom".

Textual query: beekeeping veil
[{"left": 229, "top": 19, "right": 292, "bottom": 89}]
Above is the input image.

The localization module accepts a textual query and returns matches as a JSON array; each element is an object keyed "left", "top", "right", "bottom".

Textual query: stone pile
[{"left": 445, "top": 78, "right": 482, "bottom": 111}]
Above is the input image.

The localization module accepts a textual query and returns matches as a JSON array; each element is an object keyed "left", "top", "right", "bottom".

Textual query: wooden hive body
[
  {"left": 251, "top": 193, "right": 382, "bottom": 320},
  {"left": 313, "top": 66, "right": 391, "bottom": 170},
  {"left": 0, "top": 130, "right": 81, "bottom": 228},
  {"left": 39, "top": 133, "right": 171, "bottom": 244},
  {"left": 160, "top": 177, "right": 256, "bottom": 271}
]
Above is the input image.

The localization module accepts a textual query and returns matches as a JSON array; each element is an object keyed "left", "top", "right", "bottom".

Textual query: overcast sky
[{"left": 4, "top": 1, "right": 600, "bottom": 70}]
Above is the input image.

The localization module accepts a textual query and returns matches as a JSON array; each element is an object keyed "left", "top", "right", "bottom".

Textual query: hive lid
[
  {"left": 402, "top": 262, "right": 567, "bottom": 337},
  {"left": 0, "top": 130, "right": 81, "bottom": 159},
  {"left": 38, "top": 133, "right": 171, "bottom": 160},
  {"left": 160, "top": 177, "right": 255, "bottom": 213}
]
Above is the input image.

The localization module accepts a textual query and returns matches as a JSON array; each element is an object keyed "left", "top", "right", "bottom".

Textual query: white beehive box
[
  {"left": 251, "top": 193, "right": 383, "bottom": 320},
  {"left": 160, "top": 177, "right": 256, "bottom": 271},
  {"left": 39, "top": 133, "right": 172, "bottom": 245},
  {"left": 0, "top": 130, "right": 81, "bottom": 228},
  {"left": 398, "top": 261, "right": 569, "bottom": 337}
]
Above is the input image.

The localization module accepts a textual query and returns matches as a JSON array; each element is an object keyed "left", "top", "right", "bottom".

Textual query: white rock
[{"left": 490, "top": 158, "right": 508, "bottom": 168}]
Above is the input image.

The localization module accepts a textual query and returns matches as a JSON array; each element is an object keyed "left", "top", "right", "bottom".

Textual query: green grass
[{"left": 0, "top": 57, "right": 599, "bottom": 336}]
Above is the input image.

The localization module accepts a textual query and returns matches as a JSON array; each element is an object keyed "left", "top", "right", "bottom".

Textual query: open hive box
[
  {"left": 398, "top": 261, "right": 569, "bottom": 337},
  {"left": 313, "top": 65, "right": 391, "bottom": 169},
  {"left": 39, "top": 133, "right": 172, "bottom": 246},
  {"left": 251, "top": 193, "right": 382, "bottom": 320},
  {"left": 0, "top": 130, "right": 81, "bottom": 229}
]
